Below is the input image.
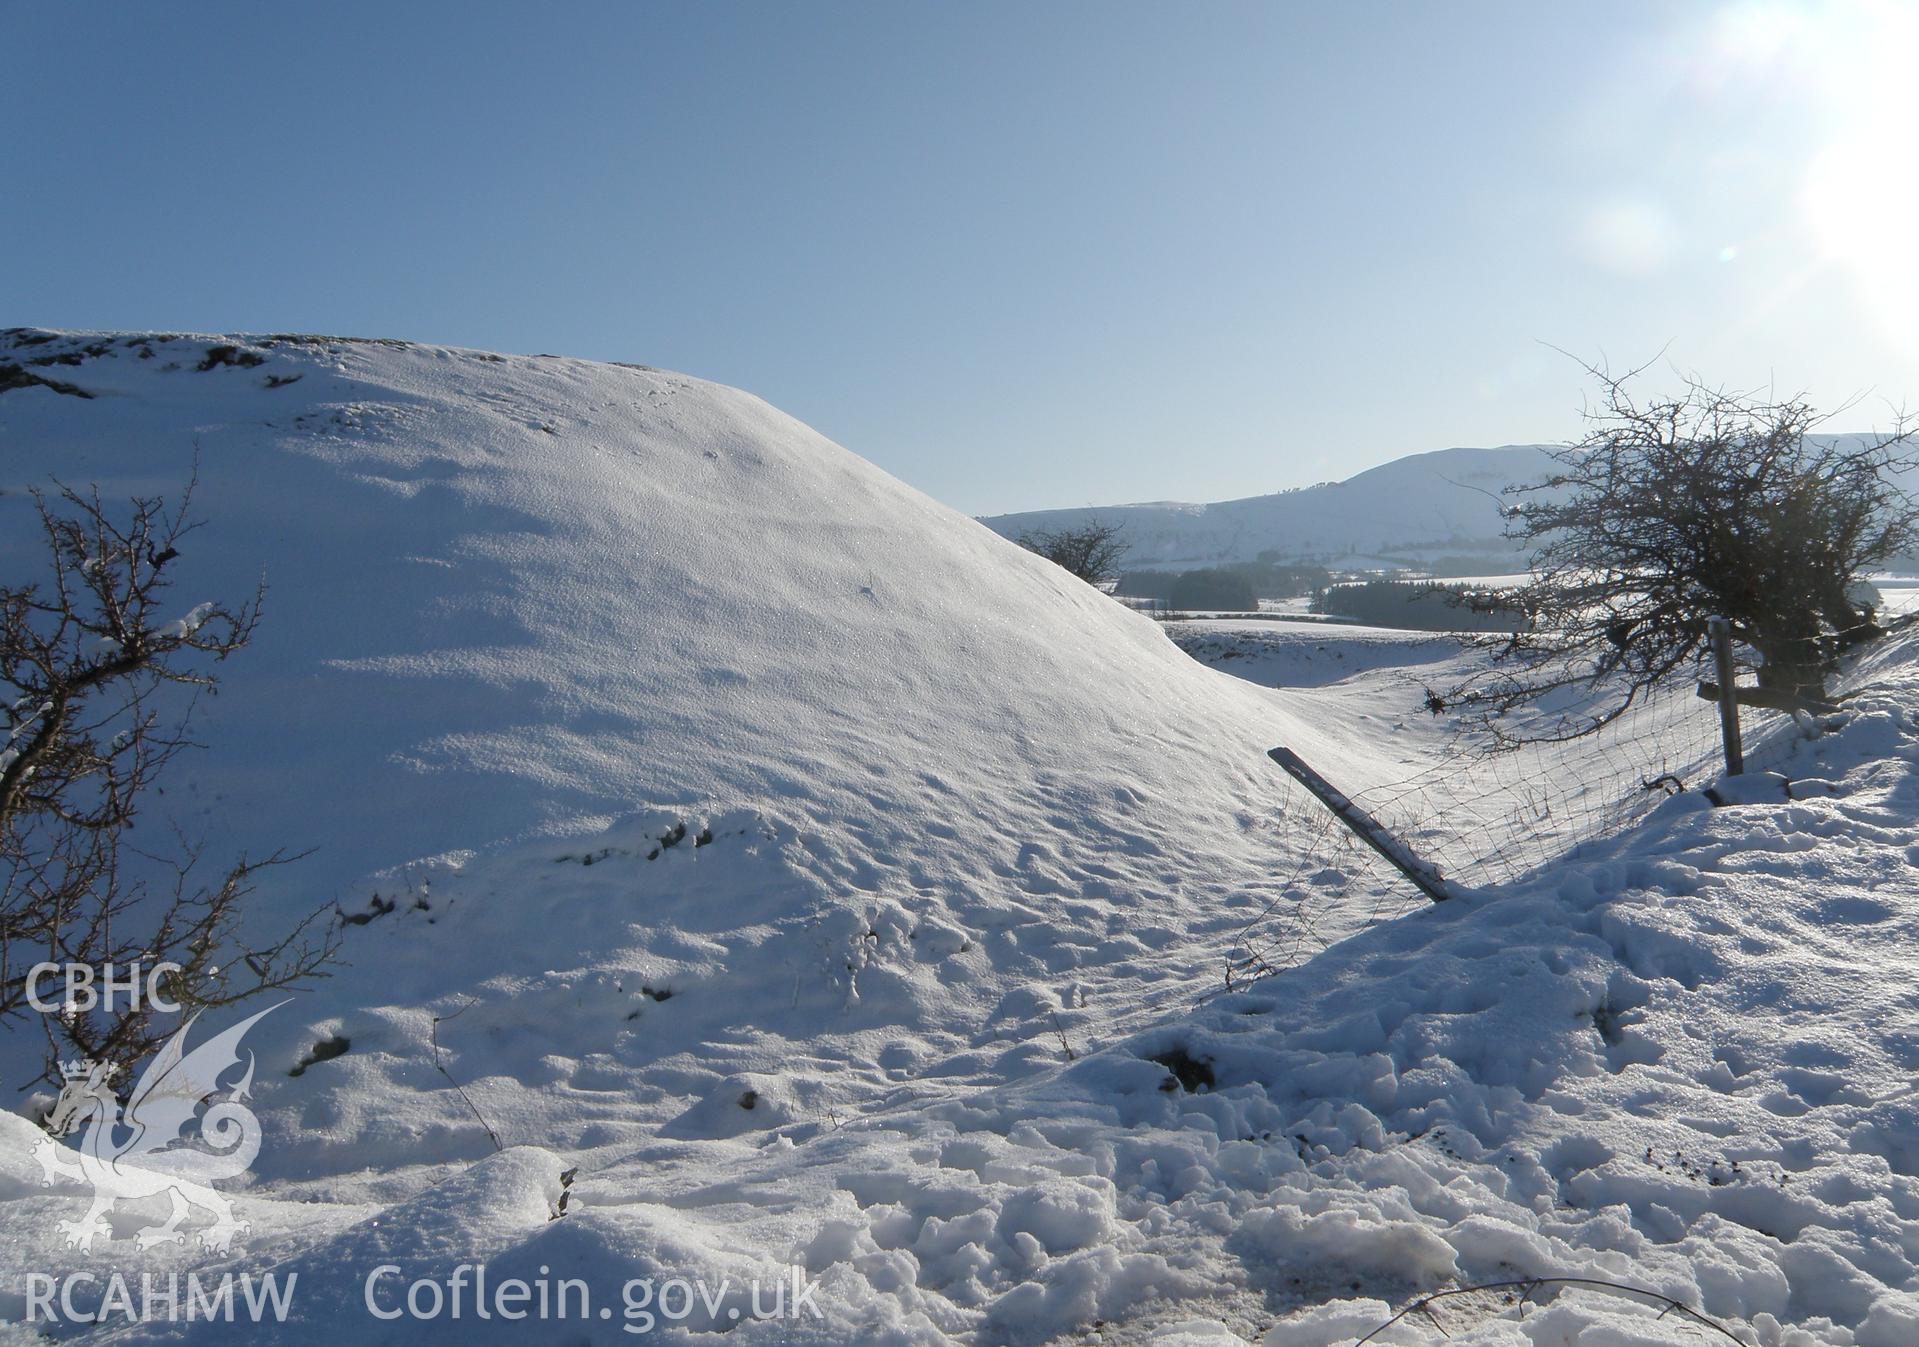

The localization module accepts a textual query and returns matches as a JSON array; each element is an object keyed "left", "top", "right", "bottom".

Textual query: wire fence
[{"left": 1226, "top": 644, "right": 1825, "bottom": 989}]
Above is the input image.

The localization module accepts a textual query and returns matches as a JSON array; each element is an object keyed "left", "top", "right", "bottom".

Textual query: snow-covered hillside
[
  {"left": 981, "top": 437, "right": 1919, "bottom": 578},
  {"left": 1, "top": 329, "right": 1414, "bottom": 1156},
  {"left": 978, "top": 446, "right": 1553, "bottom": 571}
]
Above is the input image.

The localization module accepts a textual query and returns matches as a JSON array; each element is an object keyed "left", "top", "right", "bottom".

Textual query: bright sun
[
  {"left": 1778, "top": 2, "right": 1919, "bottom": 342},
  {"left": 1691, "top": 2, "right": 1919, "bottom": 349}
]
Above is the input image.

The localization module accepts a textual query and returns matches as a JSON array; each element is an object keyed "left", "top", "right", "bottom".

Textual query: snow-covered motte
[{"left": 0, "top": 329, "right": 1387, "bottom": 1165}]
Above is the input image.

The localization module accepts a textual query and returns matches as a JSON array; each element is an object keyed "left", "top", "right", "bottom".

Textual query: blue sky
[{"left": 6, "top": 1, "right": 1914, "bottom": 514}]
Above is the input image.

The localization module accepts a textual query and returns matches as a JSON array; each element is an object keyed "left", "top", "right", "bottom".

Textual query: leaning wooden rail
[
  {"left": 1268, "top": 746, "right": 1452, "bottom": 903},
  {"left": 1695, "top": 680, "right": 1841, "bottom": 717}
]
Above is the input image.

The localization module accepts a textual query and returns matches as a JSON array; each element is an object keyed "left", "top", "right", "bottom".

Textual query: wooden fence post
[
  {"left": 1268, "top": 747, "right": 1452, "bottom": 903},
  {"left": 1707, "top": 616, "right": 1744, "bottom": 776}
]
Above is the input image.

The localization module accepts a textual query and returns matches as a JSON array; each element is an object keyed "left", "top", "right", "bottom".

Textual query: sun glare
[
  {"left": 1803, "top": 115, "right": 1919, "bottom": 328},
  {"left": 1662, "top": 2, "right": 1919, "bottom": 351},
  {"left": 1786, "top": 2, "right": 1919, "bottom": 348}
]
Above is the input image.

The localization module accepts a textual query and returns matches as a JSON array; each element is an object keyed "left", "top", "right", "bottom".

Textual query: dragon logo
[{"left": 33, "top": 1002, "right": 283, "bottom": 1254}]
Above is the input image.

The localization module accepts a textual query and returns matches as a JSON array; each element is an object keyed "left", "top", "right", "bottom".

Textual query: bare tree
[
  {"left": 1454, "top": 364, "right": 1917, "bottom": 744},
  {"left": 1015, "top": 520, "right": 1129, "bottom": 588},
  {"left": 2, "top": 477, "right": 337, "bottom": 1082}
]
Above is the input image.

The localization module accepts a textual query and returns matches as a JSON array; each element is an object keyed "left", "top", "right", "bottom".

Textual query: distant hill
[
  {"left": 981, "top": 444, "right": 1560, "bottom": 571},
  {"left": 986, "top": 437, "right": 1919, "bottom": 575}
]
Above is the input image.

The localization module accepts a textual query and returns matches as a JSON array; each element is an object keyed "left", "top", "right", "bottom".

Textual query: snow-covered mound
[
  {"left": 0, "top": 329, "right": 1383, "bottom": 1181},
  {"left": 979, "top": 445, "right": 1554, "bottom": 571},
  {"left": 0, "top": 330, "right": 1321, "bottom": 886}
]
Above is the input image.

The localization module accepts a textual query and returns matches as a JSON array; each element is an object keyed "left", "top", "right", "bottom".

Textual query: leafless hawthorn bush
[
  {"left": 1015, "top": 520, "right": 1129, "bottom": 588},
  {"left": 1, "top": 477, "right": 336, "bottom": 1081},
  {"left": 1453, "top": 363, "right": 1918, "bottom": 745}
]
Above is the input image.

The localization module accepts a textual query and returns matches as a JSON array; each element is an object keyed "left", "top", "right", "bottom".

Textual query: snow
[
  {"left": 155, "top": 602, "right": 215, "bottom": 640},
  {"left": 1169, "top": 619, "right": 1464, "bottom": 691},
  {"left": 1868, "top": 576, "right": 1919, "bottom": 618},
  {"left": 6, "top": 329, "right": 1919, "bottom": 1344}
]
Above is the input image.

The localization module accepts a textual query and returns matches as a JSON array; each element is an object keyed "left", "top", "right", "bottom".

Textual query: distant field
[
  {"left": 1300, "top": 571, "right": 1919, "bottom": 623},
  {"left": 1876, "top": 576, "right": 1919, "bottom": 615}
]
